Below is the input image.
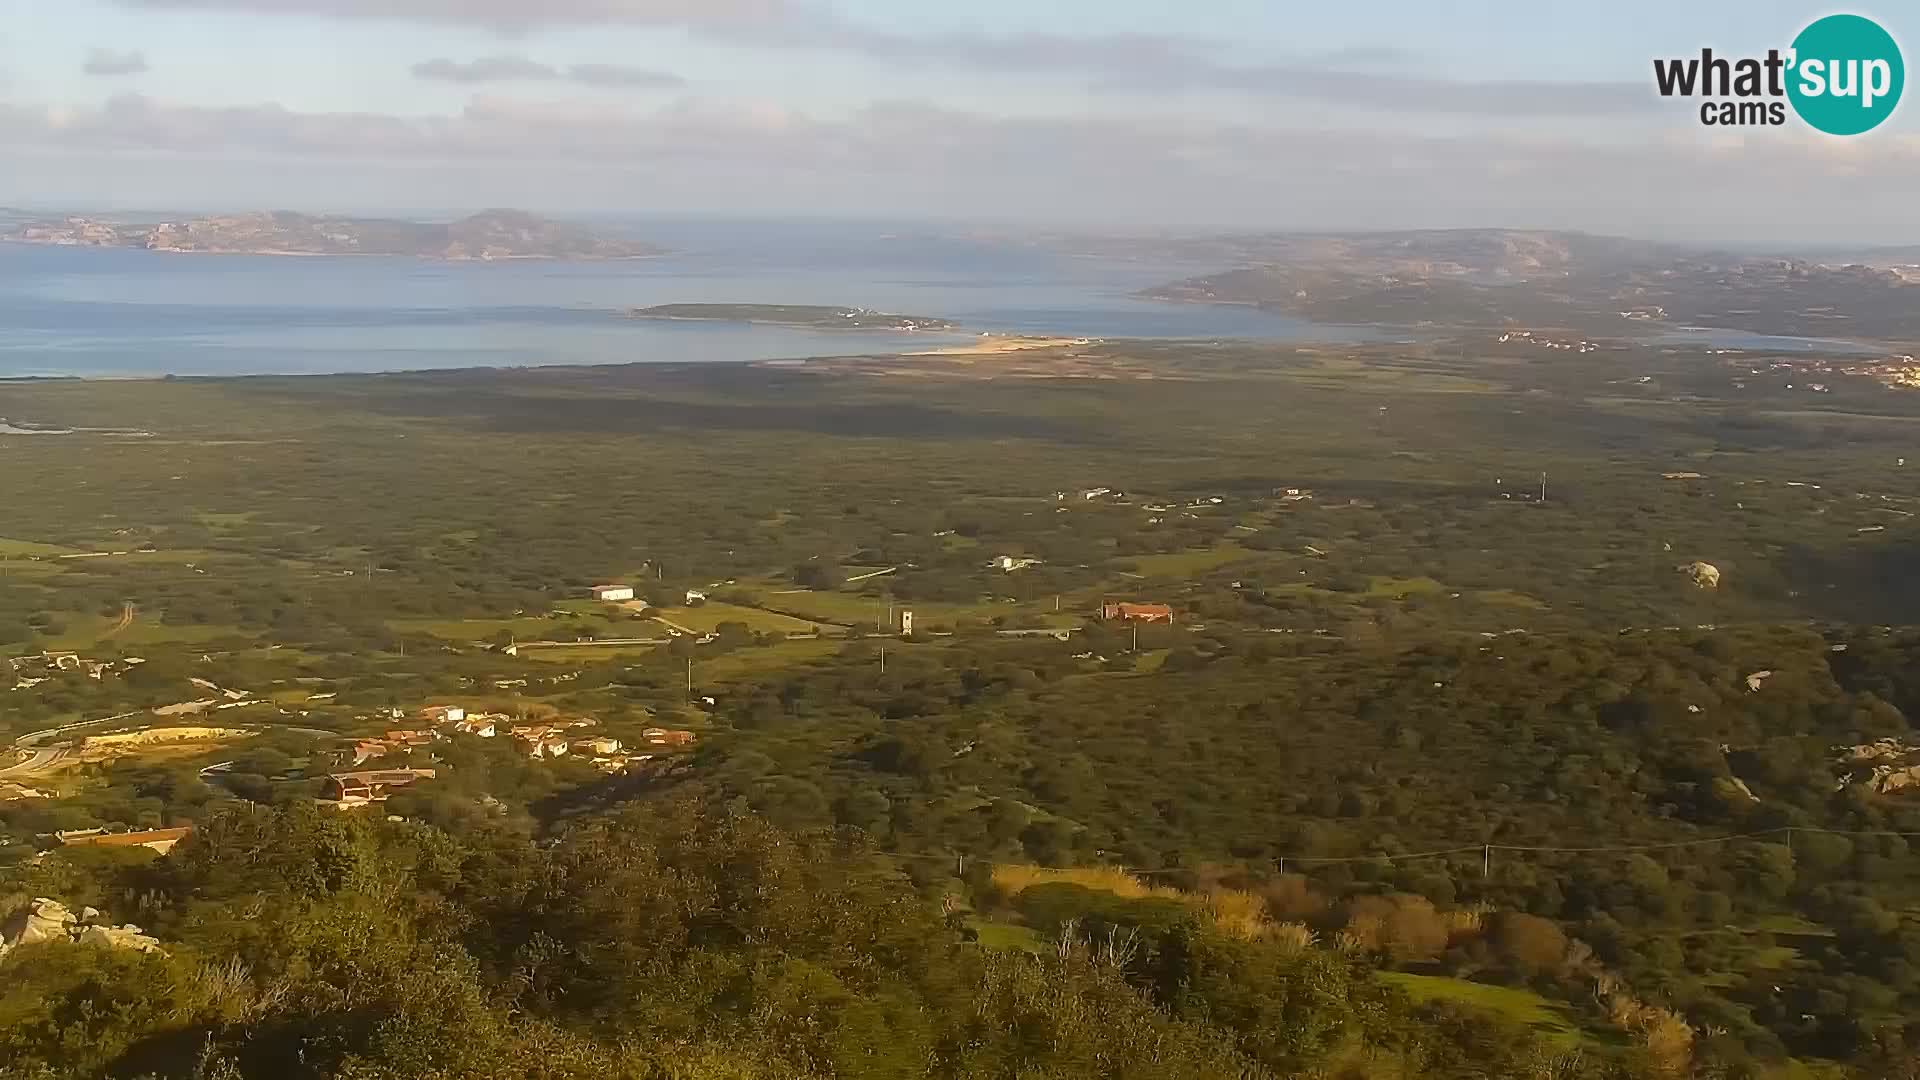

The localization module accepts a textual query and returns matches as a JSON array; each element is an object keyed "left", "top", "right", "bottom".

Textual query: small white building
[
  {"left": 420, "top": 704, "right": 465, "bottom": 725},
  {"left": 590, "top": 584, "right": 635, "bottom": 602},
  {"left": 684, "top": 588, "right": 708, "bottom": 603}
]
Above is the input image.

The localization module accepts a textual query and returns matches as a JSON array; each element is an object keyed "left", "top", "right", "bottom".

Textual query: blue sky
[{"left": 3, "top": 1, "right": 1917, "bottom": 240}]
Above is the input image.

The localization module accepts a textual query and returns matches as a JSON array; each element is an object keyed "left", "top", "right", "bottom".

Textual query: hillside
[
  {"left": 1143, "top": 229, "right": 1920, "bottom": 339},
  {"left": 5, "top": 208, "right": 664, "bottom": 260}
]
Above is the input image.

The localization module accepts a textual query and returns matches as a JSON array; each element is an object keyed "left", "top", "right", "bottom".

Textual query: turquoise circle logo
[{"left": 1788, "top": 14, "right": 1904, "bottom": 134}]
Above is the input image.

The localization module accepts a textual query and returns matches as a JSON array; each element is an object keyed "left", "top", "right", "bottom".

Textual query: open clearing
[
  {"left": 1379, "top": 973, "right": 1590, "bottom": 1048},
  {"left": 0, "top": 537, "right": 82, "bottom": 557},
  {"left": 652, "top": 601, "right": 821, "bottom": 635}
]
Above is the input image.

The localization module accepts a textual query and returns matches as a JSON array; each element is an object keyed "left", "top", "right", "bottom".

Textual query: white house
[
  {"left": 590, "top": 584, "right": 635, "bottom": 602},
  {"left": 684, "top": 588, "right": 708, "bottom": 603}
]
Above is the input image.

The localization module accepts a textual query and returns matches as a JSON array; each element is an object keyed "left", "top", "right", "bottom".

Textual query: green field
[
  {"left": 735, "top": 581, "right": 1040, "bottom": 630},
  {"left": 1378, "top": 973, "right": 1591, "bottom": 1048},
  {"left": 652, "top": 601, "right": 822, "bottom": 635},
  {"left": 0, "top": 537, "right": 81, "bottom": 557},
  {"left": 390, "top": 611, "right": 639, "bottom": 643},
  {"left": 1365, "top": 575, "right": 1449, "bottom": 599},
  {"left": 966, "top": 918, "right": 1046, "bottom": 954},
  {"left": 41, "top": 613, "right": 247, "bottom": 650},
  {"left": 1121, "top": 543, "right": 1249, "bottom": 578},
  {"left": 689, "top": 638, "right": 844, "bottom": 681}
]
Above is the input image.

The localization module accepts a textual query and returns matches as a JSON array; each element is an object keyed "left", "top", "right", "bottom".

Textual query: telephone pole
[{"left": 1539, "top": 472, "right": 1548, "bottom": 503}]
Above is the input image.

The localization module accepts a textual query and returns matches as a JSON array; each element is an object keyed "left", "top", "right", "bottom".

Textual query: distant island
[
  {"left": 630, "top": 303, "right": 955, "bottom": 331},
  {"left": 3, "top": 208, "right": 665, "bottom": 260}
]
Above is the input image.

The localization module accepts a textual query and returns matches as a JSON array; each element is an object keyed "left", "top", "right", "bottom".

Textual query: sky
[{"left": 2, "top": 0, "right": 1918, "bottom": 241}]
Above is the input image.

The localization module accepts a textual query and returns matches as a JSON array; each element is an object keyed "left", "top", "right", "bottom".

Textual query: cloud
[
  {"left": 411, "top": 54, "right": 682, "bottom": 89},
  {"left": 115, "top": 0, "right": 790, "bottom": 34},
  {"left": 83, "top": 49, "right": 149, "bottom": 76},
  {"left": 114, "top": 0, "right": 1643, "bottom": 116},
  {"left": 6, "top": 91, "right": 1916, "bottom": 237},
  {"left": 566, "top": 63, "right": 683, "bottom": 89},
  {"left": 412, "top": 55, "right": 558, "bottom": 83}
]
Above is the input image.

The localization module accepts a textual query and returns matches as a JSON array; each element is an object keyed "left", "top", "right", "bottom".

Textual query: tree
[{"left": 1487, "top": 912, "right": 1569, "bottom": 978}]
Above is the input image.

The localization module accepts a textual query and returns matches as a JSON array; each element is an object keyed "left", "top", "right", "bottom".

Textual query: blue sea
[
  {"left": 0, "top": 219, "right": 1382, "bottom": 378},
  {"left": 1, "top": 218, "right": 1883, "bottom": 378}
]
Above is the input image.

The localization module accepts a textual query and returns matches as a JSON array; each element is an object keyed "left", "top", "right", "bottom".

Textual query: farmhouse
[
  {"left": 590, "top": 584, "right": 635, "bottom": 602},
  {"left": 419, "top": 704, "right": 465, "bottom": 725},
  {"left": 452, "top": 715, "right": 497, "bottom": 737},
  {"left": 1100, "top": 602, "right": 1175, "bottom": 624},
  {"left": 642, "top": 727, "right": 697, "bottom": 748},
  {"left": 320, "top": 768, "right": 438, "bottom": 807}
]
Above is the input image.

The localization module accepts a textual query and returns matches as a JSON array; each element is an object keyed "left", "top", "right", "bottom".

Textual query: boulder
[
  {"left": 0, "top": 898, "right": 77, "bottom": 954},
  {"left": 74, "top": 924, "right": 163, "bottom": 954},
  {"left": 1680, "top": 561, "right": 1721, "bottom": 589},
  {"left": 0, "top": 898, "right": 165, "bottom": 958}
]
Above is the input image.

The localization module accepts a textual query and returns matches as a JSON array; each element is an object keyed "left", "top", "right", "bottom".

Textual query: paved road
[{"left": 0, "top": 747, "right": 66, "bottom": 780}]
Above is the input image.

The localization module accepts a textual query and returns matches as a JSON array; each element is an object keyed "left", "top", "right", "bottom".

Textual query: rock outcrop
[{"left": 0, "top": 897, "right": 163, "bottom": 958}]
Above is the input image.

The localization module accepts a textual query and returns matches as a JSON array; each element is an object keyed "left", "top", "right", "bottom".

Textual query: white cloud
[
  {"left": 111, "top": 0, "right": 1646, "bottom": 116},
  {"left": 413, "top": 55, "right": 559, "bottom": 83},
  {"left": 412, "top": 55, "right": 684, "bottom": 89},
  {"left": 115, "top": 0, "right": 791, "bottom": 34},
  {"left": 83, "top": 49, "right": 150, "bottom": 76},
  {"left": 5, "top": 92, "right": 1917, "bottom": 236},
  {"left": 566, "top": 63, "right": 683, "bottom": 89}
]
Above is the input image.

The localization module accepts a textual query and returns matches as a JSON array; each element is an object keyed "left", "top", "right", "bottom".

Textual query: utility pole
[
  {"left": 685, "top": 656, "right": 693, "bottom": 698},
  {"left": 880, "top": 645, "right": 887, "bottom": 674},
  {"left": 1539, "top": 472, "right": 1548, "bottom": 503},
  {"left": 1131, "top": 622, "right": 1139, "bottom": 652}
]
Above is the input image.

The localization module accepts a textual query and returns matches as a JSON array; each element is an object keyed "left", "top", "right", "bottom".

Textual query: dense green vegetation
[{"left": 6, "top": 333, "right": 1920, "bottom": 1076}]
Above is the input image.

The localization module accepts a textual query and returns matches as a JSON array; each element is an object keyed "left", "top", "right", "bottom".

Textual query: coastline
[{"left": 0, "top": 239, "right": 672, "bottom": 261}]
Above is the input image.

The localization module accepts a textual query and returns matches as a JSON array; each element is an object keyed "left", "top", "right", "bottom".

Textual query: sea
[{"left": 0, "top": 218, "right": 1882, "bottom": 378}]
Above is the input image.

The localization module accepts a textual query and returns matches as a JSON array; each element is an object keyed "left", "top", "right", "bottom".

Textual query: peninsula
[{"left": 630, "top": 303, "right": 955, "bottom": 331}]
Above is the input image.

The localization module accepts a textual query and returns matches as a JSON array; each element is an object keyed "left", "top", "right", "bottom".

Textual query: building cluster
[
  {"left": 6, "top": 651, "right": 147, "bottom": 689},
  {"left": 310, "top": 700, "right": 704, "bottom": 805},
  {"left": 1495, "top": 329, "right": 1601, "bottom": 353},
  {"left": 1735, "top": 353, "right": 1920, "bottom": 392}
]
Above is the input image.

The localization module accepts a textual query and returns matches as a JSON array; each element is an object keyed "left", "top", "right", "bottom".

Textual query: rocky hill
[{"left": 1142, "top": 228, "right": 1920, "bottom": 339}]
